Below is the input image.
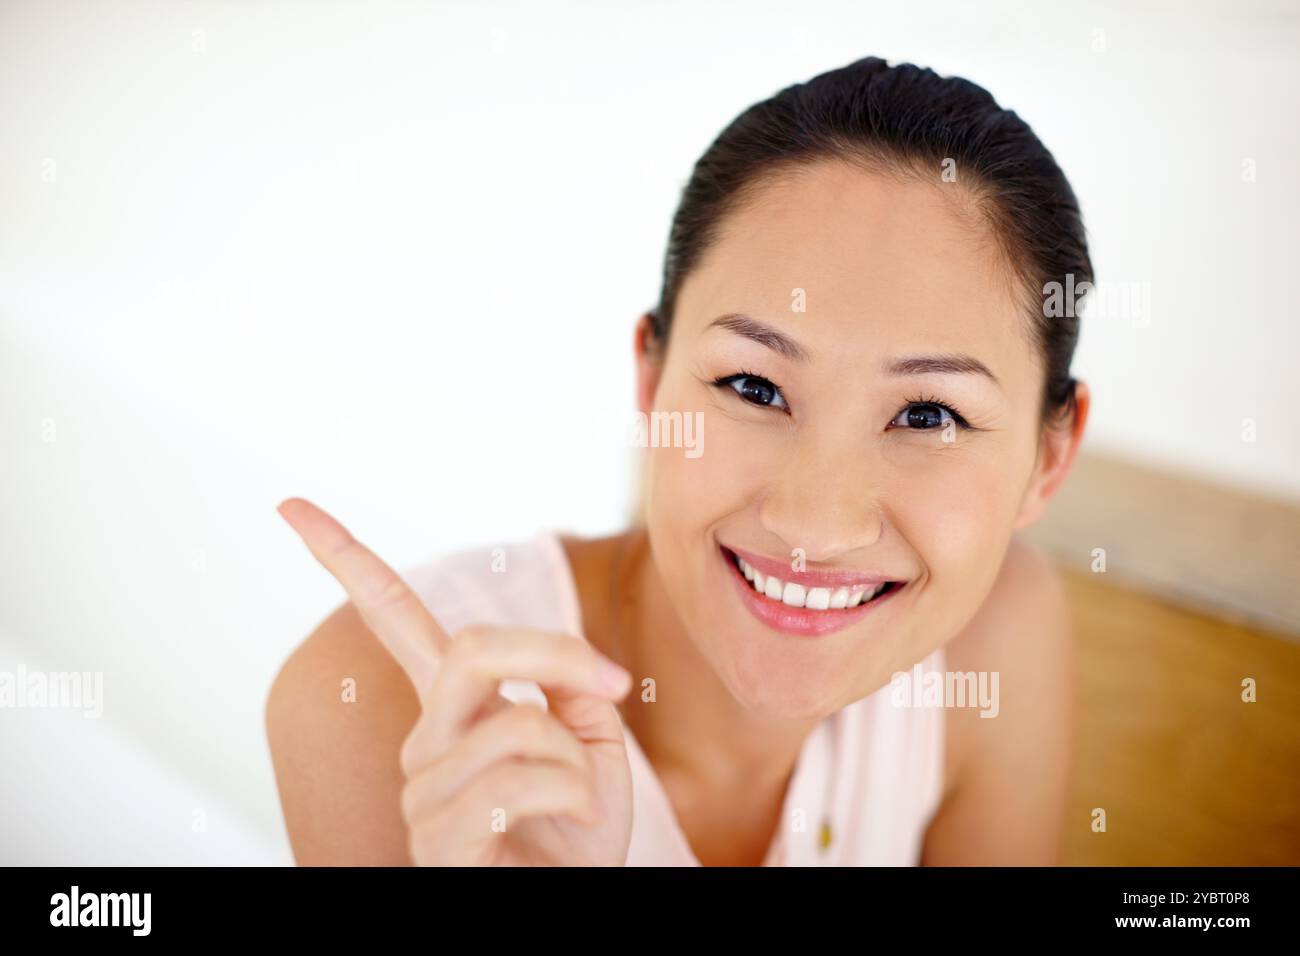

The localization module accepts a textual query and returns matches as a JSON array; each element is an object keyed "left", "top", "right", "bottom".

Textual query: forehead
[{"left": 676, "top": 159, "right": 1032, "bottom": 363}]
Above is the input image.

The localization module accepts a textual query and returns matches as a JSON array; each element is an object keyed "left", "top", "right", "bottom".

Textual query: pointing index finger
[{"left": 278, "top": 497, "right": 448, "bottom": 696}]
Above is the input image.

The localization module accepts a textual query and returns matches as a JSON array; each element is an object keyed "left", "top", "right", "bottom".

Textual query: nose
[{"left": 757, "top": 432, "right": 886, "bottom": 563}]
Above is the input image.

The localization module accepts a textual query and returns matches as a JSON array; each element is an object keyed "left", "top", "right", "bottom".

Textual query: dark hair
[{"left": 649, "top": 56, "right": 1090, "bottom": 430}]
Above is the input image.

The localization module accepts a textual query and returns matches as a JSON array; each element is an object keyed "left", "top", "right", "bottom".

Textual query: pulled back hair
[{"left": 648, "top": 55, "right": 1091, "bottom": 431}]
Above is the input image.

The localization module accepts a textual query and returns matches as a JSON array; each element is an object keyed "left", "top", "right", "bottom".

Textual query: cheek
[
  {"left": 644, "top": 384, "right": 780, "bottom": 531},
  {"left": 885, "top": 446, "right": 1024, "bottom": 603},
  {"left": 899, "top": 467, "right": 990, "bottom": 555}
]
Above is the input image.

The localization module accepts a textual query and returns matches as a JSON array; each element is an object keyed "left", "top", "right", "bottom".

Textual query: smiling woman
[{"left": 266, "top": 55, "right": 1091, "bottom": 867}]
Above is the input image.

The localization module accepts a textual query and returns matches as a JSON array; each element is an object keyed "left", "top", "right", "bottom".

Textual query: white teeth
[{"left": 732, "top": 552, "right": 890, "bottom": 613}]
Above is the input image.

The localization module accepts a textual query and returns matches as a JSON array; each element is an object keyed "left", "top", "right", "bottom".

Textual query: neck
[{"left": 611, "top": 527, "right": 818, "bottom": 792}]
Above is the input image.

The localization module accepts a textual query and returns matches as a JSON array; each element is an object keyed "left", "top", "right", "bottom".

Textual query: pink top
[{"left": 402, "top": 529, "right": 947, "bottom": 866}]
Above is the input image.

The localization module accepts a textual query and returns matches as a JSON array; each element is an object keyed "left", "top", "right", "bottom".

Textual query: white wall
[{"left": 2, "top": 0, "right": 1297, "bottom": 864}]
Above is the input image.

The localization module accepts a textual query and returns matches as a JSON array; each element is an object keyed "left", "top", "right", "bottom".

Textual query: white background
[{"left": 2, "top": 0, "right": 1297, "bottom": 864}]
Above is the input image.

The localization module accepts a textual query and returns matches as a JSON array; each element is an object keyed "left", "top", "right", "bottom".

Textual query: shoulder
[
  {"left": 922, "top": 534, "right": 1076, "bottom": 864},
  {"left": 265, "top": 534, "right": 568, "bottom": 865},
  {"left": 265, "top": 598, "right": 420, "bottom": 865}
]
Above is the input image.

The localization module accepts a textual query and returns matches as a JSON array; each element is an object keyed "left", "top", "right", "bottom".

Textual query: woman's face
[{"left": 638, "top": 158, "right": 1076, "bottom": 721}]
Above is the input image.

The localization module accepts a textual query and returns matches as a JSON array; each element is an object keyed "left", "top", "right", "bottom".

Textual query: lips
[{"left": 719, "top": 544, "right": 906, "bottom": 637}]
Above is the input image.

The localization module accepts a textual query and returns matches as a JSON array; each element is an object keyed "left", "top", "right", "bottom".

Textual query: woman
[{"left": 266, "top": 55, "right": 1091, "bottom": 866}]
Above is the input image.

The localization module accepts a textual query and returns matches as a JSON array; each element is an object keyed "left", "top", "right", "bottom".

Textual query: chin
[{"left": 692, "top": 606, "right": 886, "bottom": 721}]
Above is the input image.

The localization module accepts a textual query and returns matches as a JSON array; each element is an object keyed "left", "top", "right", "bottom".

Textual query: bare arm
[{"left": 920, "top": 537, "right": 1076, "bottom": 865}]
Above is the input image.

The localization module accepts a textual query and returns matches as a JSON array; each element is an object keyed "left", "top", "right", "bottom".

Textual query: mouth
[{"left": 719, "top": 544, "right": 906, "bottom": 638}]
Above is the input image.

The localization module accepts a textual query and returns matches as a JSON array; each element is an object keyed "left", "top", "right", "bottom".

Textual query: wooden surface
[
  {"left": 1061, "top": 567, "right": 1300, "bottom": 865},
  {"left": 1022, "top": 449, "right": 1300, "bottom": 638}
]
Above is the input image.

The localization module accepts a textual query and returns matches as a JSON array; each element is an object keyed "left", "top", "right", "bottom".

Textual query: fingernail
[{"left": 599, "top": 659, "right": 632, "bottom": 694}]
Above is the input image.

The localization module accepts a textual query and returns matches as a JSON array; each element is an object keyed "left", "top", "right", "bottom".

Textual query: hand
[{"left": 277, "top": 498, "right": 635, "bottom": 866}]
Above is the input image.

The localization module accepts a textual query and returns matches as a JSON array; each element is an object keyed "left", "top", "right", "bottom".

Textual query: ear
[
  {"left": 634, "top": 312, "right": 666, "bottom": 415},
  {"left": 1013, "top": 380, "right": 1091, "bottom": 530}
]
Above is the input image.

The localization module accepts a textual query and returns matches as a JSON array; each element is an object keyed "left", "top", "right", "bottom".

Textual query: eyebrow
[
  {"left": 706, "top": 313, "right": 810, "bottom": 362},
  {"left": 706, "top": 312, "right": 1000, "bottom": 388},
  {"left": 885, "top": 354, "right": 1001, "bottom": 388}
]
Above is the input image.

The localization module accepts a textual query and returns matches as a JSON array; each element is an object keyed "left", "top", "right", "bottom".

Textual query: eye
[
  {"left": 713, "top": 372, "right": 788, "bottom": 411},
  {"left": 890, "top": 397, "right": 970, "bottom": 432}
]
